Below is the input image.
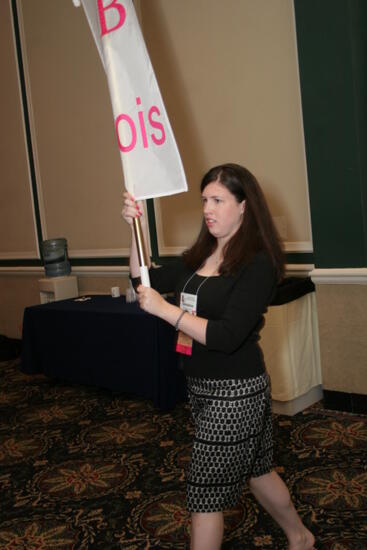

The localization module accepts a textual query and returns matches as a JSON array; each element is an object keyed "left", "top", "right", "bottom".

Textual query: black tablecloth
[{"left": 21, "top": 296, "right": 184, "bottom": 410}]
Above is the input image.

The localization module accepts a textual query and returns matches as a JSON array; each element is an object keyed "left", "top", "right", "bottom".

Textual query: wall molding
[
  {"left": 0, "top": 265, "right": 130, "bottom": 277},
  {"left": 73, "top": 266, "right": 130, "bottom": 277},
  {"left": 0, "top": 264, "right": 312, "bottom": 278},
  {"left": 157, "top": 245, "right": 185, "bottom": 256},
  {"left": 311, "top": 268, "right": 367, "bottom": 284},
  {"left": 0, "top": 251, "right": 39, "bottom": 260},
  {"left": 286, "top": 264, "right": 314, "bottom": 277},
  {"left": 284, "top": 241, "right": 313, "bottom": 252},
  {"left": 157, "top": 241, "right": 313, "bottom": 257},
  {"left": 0, "top": 266, "right": 44, "bottom": 276},
  {"left": 69, "top": 248, "right": 130, "bottom": 258}
]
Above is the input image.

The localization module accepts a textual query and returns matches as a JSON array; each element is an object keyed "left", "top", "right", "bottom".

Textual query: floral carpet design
[{"left": 1, "top": 359, "right": 366, "bottom": 549}]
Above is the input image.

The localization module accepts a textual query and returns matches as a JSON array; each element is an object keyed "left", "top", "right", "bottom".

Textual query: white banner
[{"left": 77, "top": 0, "right": 187, "bottom": 200}]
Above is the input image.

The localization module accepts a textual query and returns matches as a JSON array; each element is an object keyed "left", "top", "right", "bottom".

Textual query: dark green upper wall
[{"left": 294, "top": 0, "right": 367, "bottom": 268}]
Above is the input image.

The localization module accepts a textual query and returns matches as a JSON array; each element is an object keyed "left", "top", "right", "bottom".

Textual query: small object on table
[{"left": 111, "top": 286, "right": 121, "bottom": 298}]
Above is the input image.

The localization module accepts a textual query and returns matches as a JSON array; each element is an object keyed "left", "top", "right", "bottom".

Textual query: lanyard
[{"left": 181, "top": 271, "right": 212, "bottom": 297}]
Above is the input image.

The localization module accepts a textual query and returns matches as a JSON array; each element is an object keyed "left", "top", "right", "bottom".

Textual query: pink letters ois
[{"left": 115, "top": 97, "right": 166, "bottom": 153}]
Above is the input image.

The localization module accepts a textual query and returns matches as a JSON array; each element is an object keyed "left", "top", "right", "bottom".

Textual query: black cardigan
[{"left": 147, "top": 251, "right": 277, "bottom": 380}]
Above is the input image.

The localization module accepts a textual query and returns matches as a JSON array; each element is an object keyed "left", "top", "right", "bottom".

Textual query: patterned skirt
[{"left": 186, "top": 372, "right": 273, "bottom": 513}]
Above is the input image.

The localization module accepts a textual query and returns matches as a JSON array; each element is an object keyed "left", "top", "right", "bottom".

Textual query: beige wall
[
  {"left": 315, "top": 284, "right": 367, "bottom": 395},
  {"left": 143, "top": 0, "right": 312, "bottom": 254},
  {"left": 0, "top": 275, "right": 40, "bottom": 338}
]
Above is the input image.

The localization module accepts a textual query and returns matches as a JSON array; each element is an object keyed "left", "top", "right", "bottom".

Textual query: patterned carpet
[{"left": 1, "top": 358, "right": 367, "bottom": 549}]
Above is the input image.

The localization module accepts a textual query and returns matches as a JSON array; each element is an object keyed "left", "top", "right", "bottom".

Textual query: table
[
  {"left": 21, "top": 295, "right": 184, "bottom": 410},
  {"left": 21, "top": 278, "right": 321, "bottom": 415}
]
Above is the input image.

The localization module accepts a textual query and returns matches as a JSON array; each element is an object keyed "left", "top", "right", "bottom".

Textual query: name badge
[
  {"left": 176, "top": 292, "right": 197, "bottom": 356},
  {"left": 180, "top": 292, "right": 197, "bottom": 315}
]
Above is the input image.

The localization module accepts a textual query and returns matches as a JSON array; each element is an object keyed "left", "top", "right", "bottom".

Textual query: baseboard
[{"left": 323, "top": 390, "right": 367, "bottom": 414}]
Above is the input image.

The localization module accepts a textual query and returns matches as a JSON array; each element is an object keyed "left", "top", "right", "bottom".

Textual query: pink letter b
[{"left": 97, "top": 0, "right": 126, "bottom": 37}]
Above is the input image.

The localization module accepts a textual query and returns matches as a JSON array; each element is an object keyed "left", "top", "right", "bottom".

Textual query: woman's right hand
[{"left": 121, "top": 191, "right": 143, "bottom": 226}]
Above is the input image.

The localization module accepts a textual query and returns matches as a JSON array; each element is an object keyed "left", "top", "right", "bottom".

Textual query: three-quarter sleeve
[
  {"left": 148, "top": 258, "right": 186, "bottom": 295},
  {"left": 205, "top": 253, "right": 277, "bottom": 354}
]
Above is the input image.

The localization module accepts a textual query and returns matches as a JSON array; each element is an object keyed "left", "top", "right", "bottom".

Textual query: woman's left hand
[{"left": 136, "top": 285, "right": 167, "bottom": 317}]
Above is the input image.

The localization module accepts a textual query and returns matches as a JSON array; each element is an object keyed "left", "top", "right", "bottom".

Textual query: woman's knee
[
  {"left": 249, "top": 470, "right": 274, "bottom": 490},
  {"left": 249, "top": 470, "right": 292, "bottom": 508}
]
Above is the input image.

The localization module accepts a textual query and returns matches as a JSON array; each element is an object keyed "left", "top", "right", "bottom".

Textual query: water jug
[{"left": 41, "top": 238, "right": 71, "bottom": 277}]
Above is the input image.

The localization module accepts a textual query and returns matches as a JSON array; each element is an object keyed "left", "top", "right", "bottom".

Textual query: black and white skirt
[{"left": 186, "top": 372, "right": 273, "bottom": 513}]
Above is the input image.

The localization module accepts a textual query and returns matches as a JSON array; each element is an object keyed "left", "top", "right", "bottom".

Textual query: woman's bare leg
[
  {"left": 249, "top": 471, "right": 315, "bottom": 549},
  {"left": 190, "top": 511, "right": 224, "bottom": 550}
]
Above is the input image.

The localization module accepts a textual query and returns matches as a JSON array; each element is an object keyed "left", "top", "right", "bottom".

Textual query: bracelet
[{"left": 175, "top": 310, "right": 186, "bottom": 331}]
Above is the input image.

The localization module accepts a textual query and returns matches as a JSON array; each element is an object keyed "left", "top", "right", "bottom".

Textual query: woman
[{"left": 122, "top": 163, "right": 314, "bottom": 550}]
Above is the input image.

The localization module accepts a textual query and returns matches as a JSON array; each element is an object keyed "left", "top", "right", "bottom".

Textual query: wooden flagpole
[{"left": 132, "top": 216, "right": 150, "bottom": 287}]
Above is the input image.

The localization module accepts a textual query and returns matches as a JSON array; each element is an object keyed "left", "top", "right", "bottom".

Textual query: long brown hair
[{"left": 183, "top": 163, "right": 285, "bottom": 281}]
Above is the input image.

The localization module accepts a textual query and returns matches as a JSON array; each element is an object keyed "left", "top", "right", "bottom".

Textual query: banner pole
[{"left": 133, "top": 216, "right": 150, "bottom": 287}]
